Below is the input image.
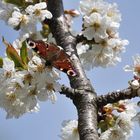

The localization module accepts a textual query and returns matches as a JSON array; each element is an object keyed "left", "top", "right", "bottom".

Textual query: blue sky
[{"left": 0, "top": 0, "right": 140, "bottom": 140}]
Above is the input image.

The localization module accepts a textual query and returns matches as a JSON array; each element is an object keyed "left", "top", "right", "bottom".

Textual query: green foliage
[
  {"left": 4, "top": 0, "right": 46, "bottom": 8},
  {"left": 98, "top": 102, "right": 127, "bottom": 133},
  {"left": 98, "top": 116, "right": 116, "bottom": 133},
  {"left": 2, "top": 37, "right": 27, "bottom": 70},
  {"left": 4, "top": 0, "right": 26, "bottom": 7},
  {"left": 20, "top": 41, "right": 29, "bottom": 65},
  {"left": 0, "top": 57, "right": 3, "bottom": 68},
  {"left": 40, "top": 23, "right": 50, "bottom": 38}
]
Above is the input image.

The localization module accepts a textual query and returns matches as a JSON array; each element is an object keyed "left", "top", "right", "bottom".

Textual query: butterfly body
[{"left": 26, "top": 38, "right": 77, "bottom": 77}]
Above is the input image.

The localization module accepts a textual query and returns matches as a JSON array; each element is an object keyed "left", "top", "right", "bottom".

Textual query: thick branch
[
  {"left": 47, "top": 0, "right": 93, "bottom": 90},
  {"left": 61, "top": 85, "right": 140, "bottom": 107},
  {"left": 97, "top": 87, "right": 139, "bottom": 107},
  {"left": 47, "top": 0, "right": 98, "bottom": 140}
]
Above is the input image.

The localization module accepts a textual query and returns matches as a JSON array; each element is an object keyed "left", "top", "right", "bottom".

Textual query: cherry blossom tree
[{"left": 0, "top": 0, "right": 140, "bottom": 140}]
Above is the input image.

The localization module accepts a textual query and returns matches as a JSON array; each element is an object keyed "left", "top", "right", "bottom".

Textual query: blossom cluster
[
  {"left": 124, "top": 54, "right": 140, "bottom": 79},
  {"left": 0, "top": 39, "right": 61, "bottom": 119},
  {"left": 99, "top": 100, "right": 137, "bottom": 140},
  {"left": 59, "top": 100, "right": 137, "bottom": 140},
  {"left": 60, "top": 120, "right": 79, "bottom": 140},
  {"left": 0, "top": 0, "right": 52, "bottom": 38},
  {"left": 0, "top": 0, "right": 63, "bottom": 119},
  {"left": 123, "top": 54, "right": 140, "bottom": 89},
  {"left": 77, "top": 0, "right": 129, "bottom": 69}
]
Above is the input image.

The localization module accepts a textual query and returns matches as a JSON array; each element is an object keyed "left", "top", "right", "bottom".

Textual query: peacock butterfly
[{"left": 26, "top": 38, "right": 77, "bottom": 77}]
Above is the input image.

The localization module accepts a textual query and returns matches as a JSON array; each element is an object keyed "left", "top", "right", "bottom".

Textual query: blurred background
[{"left": 0, "top": 0, "right": 140, "bottom": 139}]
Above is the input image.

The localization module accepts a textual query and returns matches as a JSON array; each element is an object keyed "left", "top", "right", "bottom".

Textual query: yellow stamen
[
  {"left": 46, "top": 83, "right": 54, "bottom": 91},
  {"left": 34, "top": 9, "right": 41, "bottom": 16},
  {"left": 6, "top": 93, "right": 16, "bottom": 101}
]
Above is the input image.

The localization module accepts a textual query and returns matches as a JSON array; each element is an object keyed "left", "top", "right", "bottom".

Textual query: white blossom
[
  {"left": 106, "top": 3, "right": 121, "bottom": 23},
  {"left": 8, "top": 9, "right": 29, "bottom": 28},
  {"left": 80, "top": 0, "right": 121, "bottom": 42},
  {"left": 115, "top": 113, "right": 133, "bottom": 135},
  {"left": 82, "top": 13, "right": 120, "bottom": 42},
  {"left": 119, "top": 100, "right": 137, "bottom": 117},
  {"left": 0, "top": 76, "right": 38, "bottom": 119},
  {"left": 7, "top": 7, "right": 37, "bottom": 38},
  {"left": 3, "top": 58, "right": 15, "bottom": 72},
  {"left": 0, "top": 0, "right": 15, "bottom": 22},
  {"left": 2, "top": 58, "right": 15, "bottom": 77},
  {"left": 99, "top": 127, "right": 127, "bottom": 140},
  {"left": 28, "top": 56, "right": 61, "bottom": 103},
  {"left": 0, "top": 62, "right": 61, "bottom": 118},
  {"left": 25, "top": 2, "right": 52, "bottom": 21},
  {"left": 0, "top": 48, "right": 61, "bottom": 118},
  {"left": 99, "top": 100, "right": 136, "bottom": 140},
  {"left": 132, "top": 112, "right": 140, "bottom": 125},
  {"left": 80, "top": 0, "right": 121, "bottom": 22},
  {"left": 60, "top": 120, "right": 79, "bottom": 140},
  {"left": 124, "top": 54, "right": 140, "bottom": 78},
  {"left": 19, "top": 22, "right": 37, "bottom": 39},
  {"left": 78, "top": 0, "right": 127, "bottom": 68},
  {"left": 80, "top": 0, "right": 107, "bottom": 16},
  {"left": 32, "top": 69, "right": 61, "bottom": 103},
  {"left": 78, "top": 38, "right": 128, "bottom": 69},
  {"left": 28, "top": 55, "right": 44, "bottom": 74},
  {"left": 82, "top": 13, "right": 108, "bottom": 42}
]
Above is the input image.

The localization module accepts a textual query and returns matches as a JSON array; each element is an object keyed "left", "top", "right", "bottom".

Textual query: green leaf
[
  {"left": 2, "top": 37, "right": 27, "bottom": 70},
  {"left": 6, "top": 44, "right": 25, "bottom": 69},
  {"left": 4, "top": 0, "right": 45, "bottom": 8},
  {"left": 20, "top": 41, "right": 29, "bottom": 65},
  {"left": 98, "top": 120, "right": 108, "bottom": 133},
  {"left": 0, "top": 57, "right": 3, "bottom": 68},
  {"left": 32, "top": 0, "right": 45, "bottom": 4},
  {"left": 4, "top": 0, "right": 25, "bottom": 7}
]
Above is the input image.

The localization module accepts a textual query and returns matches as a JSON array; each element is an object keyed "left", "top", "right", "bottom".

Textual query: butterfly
[{"left": 26, "top": 38, "right": 77, "bottom": 77}]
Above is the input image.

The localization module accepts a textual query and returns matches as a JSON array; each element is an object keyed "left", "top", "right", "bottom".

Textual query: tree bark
[
  {"left": 61, "top": 85, "right": 140, "bottom": 107},
  {"left": 46, "top": 0, "right": 99, "bottom": 139},
  {"left": 97, "top": 87, "right": 139, "bottom": 107}
]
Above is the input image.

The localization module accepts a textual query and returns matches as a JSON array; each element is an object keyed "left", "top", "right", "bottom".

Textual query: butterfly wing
[
  {"left": 52, "top": 58, "right": 77, "bottom": 76},
  {"left": 49, "top": 48, "right": 77, "bottom": 76},
  {"left": 26, "top": 38, "right": 77, "bottom": 76}
]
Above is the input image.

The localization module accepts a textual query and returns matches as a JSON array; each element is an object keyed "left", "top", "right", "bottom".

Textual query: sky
[{"left": 0, "top": 0, "right": 140, "bottom": 140}]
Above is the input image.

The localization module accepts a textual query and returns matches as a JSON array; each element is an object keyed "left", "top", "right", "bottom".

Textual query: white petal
[
  {"left": 123, "top": 65, "right": 134, "bottom": 72},
  {"left": 34, "top": 2, "right": 47, "bottom": 10},
  {"left": 25, "top": 5, "right": 35, "bottom": 14},
  {"left": 41, "top": 10, "right": 52, "bottom": 20},
  {"left": 2, "top": 58, "right": 15, "bottom": 72},
  {"left": 8, "top": 17, "right": 20, "bottom": 27}
]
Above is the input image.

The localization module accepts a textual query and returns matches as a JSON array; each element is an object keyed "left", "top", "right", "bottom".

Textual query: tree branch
[
  {"left": 61, "top": 85, "right": 140, "bottom": 108},
  {"left": 97, "top": 87, "right": 139, "bottom": 107},
  {"left": 47, "top": 0, "right": 99, "bottom": 140},
  {"left": 60, "top": 85, "right": 82, "bottom": 99}
]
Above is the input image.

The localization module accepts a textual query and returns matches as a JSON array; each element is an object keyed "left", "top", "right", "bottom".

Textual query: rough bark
[
  {"left": 47, "top": 0, "right": 99, "bottom": 139},
  {"left": 97, "top": 87, "right": 139, "bottom": 107},
  {"left": 61, "top": 85, "right": 140, "bottom": 108}
]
